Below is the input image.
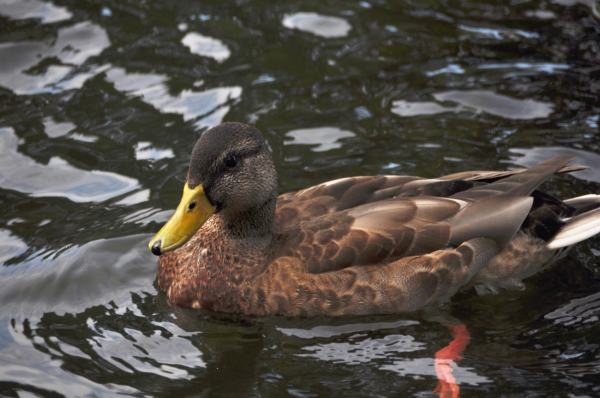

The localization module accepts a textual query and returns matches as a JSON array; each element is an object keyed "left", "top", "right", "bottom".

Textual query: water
[{"left": 1, "top": 0, "right": 600, "bottom": 396}]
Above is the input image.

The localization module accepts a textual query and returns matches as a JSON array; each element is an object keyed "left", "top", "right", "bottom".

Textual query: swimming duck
[{"left": 149, "top": 122, "right": 600, "bottom": 316}]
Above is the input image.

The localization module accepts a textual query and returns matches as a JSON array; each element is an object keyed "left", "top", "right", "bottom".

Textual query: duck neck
[{"left": 216, "top": 195, "right": 277, "bottom": 240}]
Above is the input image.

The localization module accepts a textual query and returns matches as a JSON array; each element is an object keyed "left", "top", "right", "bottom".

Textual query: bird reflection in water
[
  {"left": 434, "top": 323, "right": 470, "bottom": 398},
  {"left": 422, "top": 307, "right": 472, "bottom": 398}
]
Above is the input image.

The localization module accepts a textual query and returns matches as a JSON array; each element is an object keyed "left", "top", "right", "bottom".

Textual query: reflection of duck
[{"left": 149, "top": 122, "right": 600, "bottom": 316}]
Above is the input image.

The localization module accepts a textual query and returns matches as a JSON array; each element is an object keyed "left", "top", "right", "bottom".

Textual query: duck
[{"left": 148, "top": 122, "right": 600, "bottom": 316}]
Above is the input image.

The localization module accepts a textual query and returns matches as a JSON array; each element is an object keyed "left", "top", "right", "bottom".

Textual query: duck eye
[
  {"left": 188, "top": 202, "right": 196, "bottom": 210},
  {"left": 225, "top": 155, "right": 238, "bottom": 169}
]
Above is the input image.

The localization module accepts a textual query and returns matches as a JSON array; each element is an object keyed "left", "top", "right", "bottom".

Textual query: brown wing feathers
[
  {"left": 273, "top": 176, "right": 425, "bottom": 232},
  {"left": 275, "top": 157, "right": 577, "bottom": 236},
  {"left": 279, "top": 197, "right": 461, "bottom": 274},
  {"left": 278, "top": 157, "right": 578, "bottom": 278}
]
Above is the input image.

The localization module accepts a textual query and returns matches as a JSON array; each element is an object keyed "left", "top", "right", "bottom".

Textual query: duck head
[{"left": 149, "top": 122, "right": 277, "bottom": 255}]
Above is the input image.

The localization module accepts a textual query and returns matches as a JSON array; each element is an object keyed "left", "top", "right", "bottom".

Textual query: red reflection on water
[{"left": 433, "top": 324, "right": 470, "bottom": 398}]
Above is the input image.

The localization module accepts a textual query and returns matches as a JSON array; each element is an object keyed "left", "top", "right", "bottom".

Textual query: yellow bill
[{"left": 149, "top": 184, "right": 216, "bottom": 255}]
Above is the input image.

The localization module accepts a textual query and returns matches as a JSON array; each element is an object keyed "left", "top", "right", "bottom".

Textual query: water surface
[{"left": 1, "top": 0, "right": 600, "bottom": 396}]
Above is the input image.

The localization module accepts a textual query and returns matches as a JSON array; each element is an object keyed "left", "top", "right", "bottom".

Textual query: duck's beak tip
[{"left": 150, "top": 239, "right": 162, "bottom": 256}]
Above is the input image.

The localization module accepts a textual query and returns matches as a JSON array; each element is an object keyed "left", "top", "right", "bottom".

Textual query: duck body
[{"left": 151, "top": 123, "right": 600, "bottom": 316}]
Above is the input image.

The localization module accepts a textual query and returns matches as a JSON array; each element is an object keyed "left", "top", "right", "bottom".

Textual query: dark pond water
[{"left": 1, "top": 0, "right": 600, "bottom": 396}]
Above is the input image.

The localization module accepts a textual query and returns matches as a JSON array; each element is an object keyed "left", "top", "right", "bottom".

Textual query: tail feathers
[
  {"left": 548, "top": 204, "right": 600, "bottom": 249},
  {"left": 564, "top": 194, "right": 600, "bottom": 215},
  {"left": 451, "top": 156, "right": 575, "bottom": 200}
]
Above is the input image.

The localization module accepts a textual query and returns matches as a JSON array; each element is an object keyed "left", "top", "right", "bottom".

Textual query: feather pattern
[{"left": 152, "top": 123, "right": 600, "bottom": 316}]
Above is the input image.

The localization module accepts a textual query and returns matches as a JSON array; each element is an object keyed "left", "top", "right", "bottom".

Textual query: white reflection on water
[
  {"left": 0, "top": 234, "right": 156, "bottom": 316},
  {"left": 391, "top": 100, "right": 459, "bottom": 117},
  {"left": 426, "top": 62, "right": 569, "bottom": 84},
  {"left": 392, "top": 90, "right": 554, "bottom": 120},
  {"left": 300, "top": 335, "right": 489, "bottom": 385},
  {"left": 105, "top": 67, "right": 242, "bottom": 127},
  {"left": 277, "top": 320, "right": 419, "bottom": 339},
  {"left": 0, "top": 229, "right": 27, "bottom": 265},
  {"left": 478, "top": 62, "right": 569, "bottom": 74},
  {"left": 0, "top": 234, "right": 158, "bottom": 394},
  {"left": 114, "top": 189, "right": 150, "bottom": 206},
  {"left": 0, "top": 318, "right": 140, "bottom": 397},
  {"left": 510, "top": 147, "right": 600, "bottom": 183},
  {"left": 140, "top": 84, "right": 242, "bottom": 127},
  {"left": 68, "top": 133, "right": 99, "bottom": 143},
  {"left": 0, "top": 0, "right": 72, "bottom": 24},
  {"left": 122, "top": 208, "right": 173, "bottom": 226},
  {"left": 545, "top": 291, "right": 600, "bottom": 326},
  {"left": 458, "top": 24, "right": 539, "bottom": 40},
  {"left": 252, "top": 74, "right": 276, "bottom": 85},
  {"left": 43, "top": 117, "right": 99, "bottom": 142},
  {"left": 0, "top": 22, "right": 110, "bottom": 94},
  {"left": 300, "top": 333, "right": 424, "bottom": 363},
  {"left": 278, "top": 320, "right": 418, "bottom": 338},
  {"left": 525, "top": 9, "right": 557, "bottom": 19},
  {"left": 0, "top": 311, "right": 206, "bottom": 396},
  {"left": 381, "top": 357, "right": 490, "bottom": 386},
  {"left": 0, "top": 128, "right": 139, "bottom": 203},
  {"left": 426, "top": 64, "right": 465, "bottom": 76},
  {"left": 182, "top": 32, "right": 231, "bottom": 62},
  {"left": 434, "top": 91, "right": 554, "bottom": 119},
  {"left": 283, "top": 12, "right": 351, "bottom": 38},
  {"left": 280, "top": 320, "right": 490, "bottom": 386},
  {"left": 104, "top": 68, "right": 167, "bottom": 92},
  {"left": 89, "top": 326, "right": 206, "bottom": 379},
  {"left": 285, "top": 127, "right": 355, "bottom": 152},
  {"left": 43, "top": 117, "right": 76, "bottom": 139},
  {"left": 135, "top": 141, "right": 175, "bottom": 161}
]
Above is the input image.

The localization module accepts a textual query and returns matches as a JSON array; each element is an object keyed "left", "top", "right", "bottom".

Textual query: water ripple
[
  {"left": 283, "top": 12, "right": 352, "bottom": 38},
  {"left": 0, "top": 21, "right": 110, "bottom": 94},
  {"left": 0, "top": 128, "right": 139, "bottom": 203}
]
